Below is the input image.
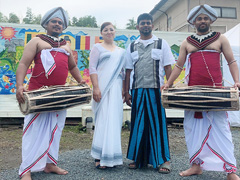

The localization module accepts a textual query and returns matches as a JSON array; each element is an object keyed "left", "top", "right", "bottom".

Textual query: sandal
[
  {"left": 95, "top": 159, "right": 107, "bottom": 169},
  {"left": 128, "top": 162, "right": 137, "bottom": 169},
  {"left": 158, "top": 162, "right": 171, "bottom": 174}
]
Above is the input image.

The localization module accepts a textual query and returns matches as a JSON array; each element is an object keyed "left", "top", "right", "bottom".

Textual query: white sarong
[
  {"left": 19, "top": 110, "right": 66, "bottom": 177},
  {"left": 183, "top": 50, "right": 237, "bottom": 173},
  {"left": 91, "top": 47, "right": 125, "bottom": 167},
  {"left": 184, "top": 110, "right": 237, "bottom": 173}
]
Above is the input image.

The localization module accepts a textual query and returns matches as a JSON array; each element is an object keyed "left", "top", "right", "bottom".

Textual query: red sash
[
  {"left": 188, "top": 51, "right": 222, "bottom": 87},
  {"left": 29, "top": 51, "right": 69, "bottom": 90}
]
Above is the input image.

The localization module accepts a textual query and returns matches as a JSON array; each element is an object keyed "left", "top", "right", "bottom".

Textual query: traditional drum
[
  {"left": 161, "top": 86, "right": 239, "bottom": 111},
  {"left": 19, "top": 84, "right": 92, "bottom": 115}
]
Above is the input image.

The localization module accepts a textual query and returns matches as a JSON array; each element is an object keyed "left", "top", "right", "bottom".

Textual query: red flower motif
[{"left": 83, "top": 68, "right": 89, "bottom": 76}]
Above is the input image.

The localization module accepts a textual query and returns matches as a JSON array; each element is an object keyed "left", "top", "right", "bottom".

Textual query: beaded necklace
[
  {"left": 187, "top": 31, "right": 220, "bottom": 50},
  {"left": 37, "top": 34, "right": 66, "bottom": 47}
]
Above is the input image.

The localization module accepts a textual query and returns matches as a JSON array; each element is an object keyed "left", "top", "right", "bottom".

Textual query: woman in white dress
[{"left": 89, "top": 22, "right": 125, "bottom": 169}]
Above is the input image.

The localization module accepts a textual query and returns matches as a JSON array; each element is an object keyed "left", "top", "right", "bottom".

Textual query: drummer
[
  {"left": 161, "top": 4, "right": 240, "bottom": 180},
  {"left": 16, "top": 7, "right": 84, "bottom": 180}
]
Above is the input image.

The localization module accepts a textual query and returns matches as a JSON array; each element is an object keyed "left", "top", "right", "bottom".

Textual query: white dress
[{"left": 89, "top": 43, "right": 125, "bottom": 167}]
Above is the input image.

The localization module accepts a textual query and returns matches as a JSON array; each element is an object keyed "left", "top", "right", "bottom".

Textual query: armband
[
  {"left": 227, "top": 60, "right": 237, "bottom": 65},
  {"left": 175, "top": 64, "right": 183, "bottom": 70}
]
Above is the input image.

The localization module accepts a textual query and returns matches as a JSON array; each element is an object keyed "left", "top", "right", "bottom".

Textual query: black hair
[
  {"left": 100, "top": 22, "right": 113, "bottom": 32},
  {"left": 137, "top": 13, "right": 153, "bottom": 24}
]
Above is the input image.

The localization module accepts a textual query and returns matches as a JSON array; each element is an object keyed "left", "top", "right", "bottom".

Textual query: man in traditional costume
[
  {"left": 16, "top": 7, "right": 83, "bottom": 180},
  {"left": 125, "top": 13, "right": 175, "bottom": 173},
  {"left": 161, "top": 4, "right": 240, "bottom": 180}
]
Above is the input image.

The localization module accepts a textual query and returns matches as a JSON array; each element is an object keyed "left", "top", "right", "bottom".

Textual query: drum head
[{"left": 19, "top": 94, "right": 29, "bottom": 115}]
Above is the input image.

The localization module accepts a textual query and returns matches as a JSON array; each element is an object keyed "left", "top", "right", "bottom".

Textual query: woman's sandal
[{"left": 95, "top": 159, "right": 107, "bottom": 169}]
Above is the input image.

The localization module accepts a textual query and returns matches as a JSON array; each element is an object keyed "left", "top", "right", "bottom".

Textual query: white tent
[{"left": 222, "top": 23, "right": 240, "bottom": 127}]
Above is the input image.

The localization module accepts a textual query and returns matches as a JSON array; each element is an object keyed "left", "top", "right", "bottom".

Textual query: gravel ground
[{"left": 0, "top": 128, "right": 239, "bottom": 180}]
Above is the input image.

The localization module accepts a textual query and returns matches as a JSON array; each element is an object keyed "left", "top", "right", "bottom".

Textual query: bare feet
[
  {"left": 179, "top": 164, "right": 202, "bottom": 177},
  {"left": 227, "top": 173, "right": 240, "bottom": 180},
  {"left": 21, "top": 171, "right": 31, "bottom": 180},
  {"left": 44, "top": 163, "right": 68, "bottom": 175}
]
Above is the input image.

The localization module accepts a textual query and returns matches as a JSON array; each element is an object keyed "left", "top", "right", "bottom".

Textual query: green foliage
[
  {"left": 115, "top": 41, "right": 125, "bottom": 49},
  {"left": 77, "top": 123, "right": 86, "bottom": 133},
  {"left": 0, "top": 49, "right": 19, "bottom": 73},
  {"left": 23, "top": 7, "right": 34, "bottom": 24},
  {"left": 8, "top": 13, "right": 20, "bottom": 23},
  {"left": 0, "top": 48, "right": 8, "bottom": 59},
  {"left": 72, "top": 17, "right": 78, "bottom": 25},
  {"left": 71, "top": 15, "right": 98, "bottom": 28},
  {"left": 0, "top": 12, "right": 8, "bottom": 22},
  {"left": 63, "top": 125, "right": 85, "bottom": 133},
  {"left": 23, "top": 7, "right": 41, "bottom": 24},
  {"left": 0, "top": 49, "right": 14, "bottom": 71},
  {"left": 126, "top": 17, "right": 137, "bottom": 30},
  {"left": 32, "top": 14, "right": 42, "bottom": 24},
  {"left": 78, "top": 50, "right": 89, "bottom": 69}
]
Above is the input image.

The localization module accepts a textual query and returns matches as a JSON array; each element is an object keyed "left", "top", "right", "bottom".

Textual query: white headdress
[
  {"left": 41, "top": 7, "right": 69, "bottom": 30},
  {"left": 187, "top": 4, "right": 218, "bottom": 27}
]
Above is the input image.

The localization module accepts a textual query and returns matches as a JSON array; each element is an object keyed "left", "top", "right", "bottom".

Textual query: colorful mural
[
  {"left": 0, "top": 25, "right": 184, "bottom": 94},
  {"left": 0, "top": 26, "right": 139, "bottom": 94}
]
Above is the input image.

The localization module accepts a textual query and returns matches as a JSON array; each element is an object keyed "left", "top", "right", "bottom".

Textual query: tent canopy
[{"left": 223, "top": 23, "right": 240, "bottom": 127}]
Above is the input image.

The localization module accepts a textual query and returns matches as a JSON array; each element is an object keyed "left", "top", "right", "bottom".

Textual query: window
[{"left": 213, "top": 7, "right": 237, "bottom": 19}]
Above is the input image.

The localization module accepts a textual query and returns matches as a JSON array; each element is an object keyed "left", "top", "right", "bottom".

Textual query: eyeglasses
[
  {"left": 50, "top": 20, "right": 63, "bottom": 25},
  {"left": 139, "top": 21, "right": 152, "bottom": 26}
]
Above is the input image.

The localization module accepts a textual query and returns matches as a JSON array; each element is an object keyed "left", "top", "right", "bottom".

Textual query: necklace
[
  {"left": 192, "top": 31, "right": 213, "bottom": 43},
  {"left": 187, "top": 31, "right": 220, "bottom": 50},
  {"left": 37, "top": 34, "right": 63, "bottom": 58},
  {"left": 37, "top": 34, "right": 66, "bottom": 47},
  {"left": 53, "top": 41, "right": 60, "bottom": 58}
]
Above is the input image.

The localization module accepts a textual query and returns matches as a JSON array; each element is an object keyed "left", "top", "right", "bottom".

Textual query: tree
[
  {"left": 23, "top": 7, "right": 34, "bottom": 24},
  {"left": 8, "top": 13, "right": 20, "bottom": 23},
  {"left": 0, "top": 12, "right": 8, "bottom": 22},
  {"left": 126, "top": 18, "right": 137, "bottom": 30},
  {"left": 32, "top": 14, "right": 41, "bottom": 24},
  {"left": 22, "top": 8, "right": 41, "bottom": 24},
  {"left": 71, "top": 17, "right": 78, "bottom": 26},
  {"left": 71, "top": 15, "right": 98, "bottom": 27},
  {"left": 79, "top": 15, "right": 98, "bottom": 27}
]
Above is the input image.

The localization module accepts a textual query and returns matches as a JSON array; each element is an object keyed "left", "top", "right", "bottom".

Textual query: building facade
[{"left": 150, "top": 0, "right": 240, "bottom": 33}]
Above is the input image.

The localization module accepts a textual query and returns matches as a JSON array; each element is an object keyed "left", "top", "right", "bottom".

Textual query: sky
[{"left": 0, "top": 0, "right": 160, "bottom": 29}]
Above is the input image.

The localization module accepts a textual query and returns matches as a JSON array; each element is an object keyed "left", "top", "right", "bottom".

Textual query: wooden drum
[
  {"left": 161, "top": 86, "right": 239, "bottom": 111},
  {"left": 19, "top": 84, "right": 92, "bottom": 115}
]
